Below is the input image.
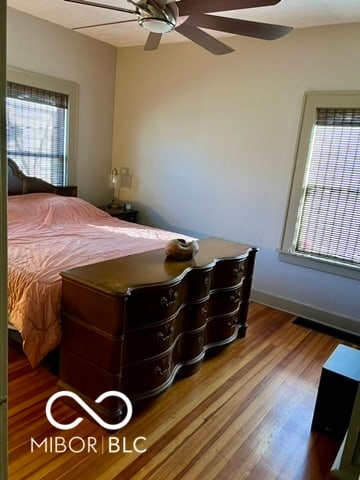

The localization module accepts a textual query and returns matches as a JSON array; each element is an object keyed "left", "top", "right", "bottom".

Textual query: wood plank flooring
[{"left": 8, "top": 303, "right": 356, "bottom": 480}]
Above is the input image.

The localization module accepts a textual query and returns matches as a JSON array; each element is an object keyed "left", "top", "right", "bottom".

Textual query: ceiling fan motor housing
[{"left": 138, "top": 3, "right": 178, "bottom": 34}]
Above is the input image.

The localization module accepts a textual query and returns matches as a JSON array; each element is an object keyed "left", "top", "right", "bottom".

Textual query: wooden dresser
[{"left": 59, "top": 238, "right": 257, "bottom": 422}]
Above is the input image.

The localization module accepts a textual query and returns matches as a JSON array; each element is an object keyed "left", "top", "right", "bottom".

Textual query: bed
[
  {"left": 7, "top": 158, "right": 257, "bottom": 421},
  {"left": 8, "top": 158, "right": 195, "bottom": 367}
]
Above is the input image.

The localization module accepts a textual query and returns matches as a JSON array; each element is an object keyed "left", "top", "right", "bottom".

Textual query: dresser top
[{"left": 61, "top": 237, "right": 257, "bottom": 294}]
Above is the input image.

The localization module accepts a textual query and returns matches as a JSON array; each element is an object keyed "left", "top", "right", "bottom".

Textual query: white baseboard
[{"left": 251, "top": 290, "right": 360, "bottom": 337}]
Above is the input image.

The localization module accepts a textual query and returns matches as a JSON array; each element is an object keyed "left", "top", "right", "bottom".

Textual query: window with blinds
[
  {"left": 295, "top": 108, "right": 360, "bottom": 266},
  {"left": 281, "top": 92, "right": 360, "bottom": 277},
  {"left": 6, "top": 81, "right": 69, "bottom": 186}
]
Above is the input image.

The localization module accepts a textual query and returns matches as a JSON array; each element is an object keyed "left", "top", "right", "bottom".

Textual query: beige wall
[
  {"left": 112, "top": 23, "right": 360, "bottom": 331},
  {"left": 7, "top": 8, "right": 117, "bottom": 205}
]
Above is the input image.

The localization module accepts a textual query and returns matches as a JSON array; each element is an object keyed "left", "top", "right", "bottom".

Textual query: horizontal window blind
[
  {"left": 295, "top": 107, "right": 360, "bottom": 266},
  {"left": 6, "top": 81, "right": 68, "bottom": 186}
]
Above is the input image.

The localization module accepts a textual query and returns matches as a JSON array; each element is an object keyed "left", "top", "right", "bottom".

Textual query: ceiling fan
[{"left": 64, "top": 0, "right": 292, "bottom": 55}]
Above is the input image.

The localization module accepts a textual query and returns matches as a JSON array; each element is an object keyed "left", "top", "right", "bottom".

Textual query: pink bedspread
[{"left": 8, "top": 193, "right": 188, "bottom": 367}]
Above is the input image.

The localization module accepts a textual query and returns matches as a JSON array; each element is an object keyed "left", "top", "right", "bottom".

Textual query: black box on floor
[{"left": 311, "top": 344, "right": 360, "bottom": 440}]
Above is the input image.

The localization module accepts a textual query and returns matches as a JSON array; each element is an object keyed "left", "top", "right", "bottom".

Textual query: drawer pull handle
[
  {"left": 157, "top": 325, "right": 174, "bottom": 342},
  {"left": 154, "top": 366, "right": 169, "bottom": 377},
  {"left": 230, "top": 292, "right": 241, "bottom": 304},
  {"left": 160, "top": 289, "right": 178, "bottom": 308},
  {"left": 201, "top": 306, "right": 208, "bottom": 315},
  {"left": 204, "top": 276, "right": 210, "bottom": 286},
  {"left": 233, "top": 267, "right": 244, "bottom": 277},
  {"left": 227, "top": 320, "right": 237, "bottom": 329}
]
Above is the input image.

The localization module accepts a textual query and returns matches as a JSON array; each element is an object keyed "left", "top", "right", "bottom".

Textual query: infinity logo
[{"left": 46, "top": 390, "right": 133, "bottom": 431}]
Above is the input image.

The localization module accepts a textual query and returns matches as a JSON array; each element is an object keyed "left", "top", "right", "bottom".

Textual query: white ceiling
[{"left": 7, "top": 0, "right": 360, "bottom": 48}]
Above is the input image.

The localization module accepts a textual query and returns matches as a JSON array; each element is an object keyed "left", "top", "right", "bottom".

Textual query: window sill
[{"left": 278, "top": 250, "right": 360, "bottom": 280}]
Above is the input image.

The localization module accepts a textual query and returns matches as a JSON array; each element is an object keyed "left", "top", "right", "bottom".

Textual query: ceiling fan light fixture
[{"left": 138, "top": 16, "right": 175, "bottom": 33}]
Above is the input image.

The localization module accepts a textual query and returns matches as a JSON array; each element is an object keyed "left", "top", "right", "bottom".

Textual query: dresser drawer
[
  {"left": 205, "top": 312, "right": 239, "bottom": 346},
  {"left": 181, "top": 328, "right": 206, "bottom": 362},
  {"left": 211, "top": 258, "right": 246, "bottom": 289},
  {"left": 184, "top": 267, "right": 212, "bottom": 300},
  {"left": 125, "top": 282, "right": 184, "bottom": 326},
  {"left": 208, "top": 285, "right": 243, "bottom": 316},
  {"left": 122, "top": 329, "right": 206, "bottom": 398},
  {"left": 181, "top": 301, "right": 209, "bottom": 331},
  {"left": 123, "top": 301, "right": 208, "bottom": 363},
  {"left": 123, "top": 319, "right": 176, "bottom": 363},
  {"left": 122, "top": 352, "right": 173, "bottom": 397}
]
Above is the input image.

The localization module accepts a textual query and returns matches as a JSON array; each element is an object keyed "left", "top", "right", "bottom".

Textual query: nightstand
[{"left": 100, "top": 205, "right": 139, "bottom": 223}]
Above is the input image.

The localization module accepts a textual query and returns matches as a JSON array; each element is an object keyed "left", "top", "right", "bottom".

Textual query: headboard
[{"left": 8, "top": 158, "right": 77, "bottom": 197}]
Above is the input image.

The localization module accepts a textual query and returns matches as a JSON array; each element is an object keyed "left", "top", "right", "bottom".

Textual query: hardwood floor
[{"left": 8, "top": 303, "right": 356, "bottom": 480}]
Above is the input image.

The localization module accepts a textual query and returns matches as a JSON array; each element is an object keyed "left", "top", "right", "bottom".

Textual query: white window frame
[
  {"left": 6, "top": 67, "right": 79, "bottom": 185},
  {"left": 280, "top": 91, "right": 360, "bottom": 280}
]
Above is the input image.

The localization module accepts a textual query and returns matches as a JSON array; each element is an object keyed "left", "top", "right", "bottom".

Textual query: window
[
  {"left": 281, "top": 92, "right": 360, "bottom": 278},
  {"left": 6, "top": 68, "right": 79, "bottom": 186},
  {"left": 7, "top": 82, "right": 68, "bottom": 186}
]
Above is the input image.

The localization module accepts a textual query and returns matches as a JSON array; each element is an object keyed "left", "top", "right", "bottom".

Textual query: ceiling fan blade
[
  {"left": 144, "top": 32, "right": 162, "bottom": 50},
  {"left": 175, "top": 24, "right": 234, "bottom": 55},
  {"left": 178, "top": 0, "right": 281, "bottom": 16},
  {"left": 64, "top": 0, "right": 137, "bottom": 15},
  {"left": 186, "top": 14, "right": 292, "bottom": 40},
  {"left": 73, "top": 19, "right": 137, "bottom": 31}
]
